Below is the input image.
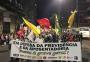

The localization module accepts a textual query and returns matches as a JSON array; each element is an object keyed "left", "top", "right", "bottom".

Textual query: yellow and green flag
[{"left": 54, "top": 14, "right": 62, "bottom": 35}]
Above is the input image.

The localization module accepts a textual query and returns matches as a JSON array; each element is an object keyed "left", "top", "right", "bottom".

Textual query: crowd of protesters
[
  {"left": 24, "top": 27, "right": 83, "bottom": 43},
  {"left": 0, "top": 22, "right": 83, "bottom": 47},
  {"left": 0, "top": 33, "right": 11, "bottom": 46},
  {"left": 0, "top": 28, "right": 83, "bottom": 46},
  {"left": 0, "top": 30, "right": 82, "bottom": 62},
  {"left": 61, "top": 30, "right": 82, "bottom": 42},
  {"left": 0, "top": 25, "right": 83, "bottom": 62}
]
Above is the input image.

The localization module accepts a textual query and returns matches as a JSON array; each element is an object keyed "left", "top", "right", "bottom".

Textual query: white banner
[{"left": 10, "top": 40, "right": 82, "bottom": 61}]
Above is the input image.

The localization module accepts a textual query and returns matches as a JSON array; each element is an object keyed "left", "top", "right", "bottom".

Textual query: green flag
[{"left": 54, "top": 14, "right": 62, "bottom": 34}]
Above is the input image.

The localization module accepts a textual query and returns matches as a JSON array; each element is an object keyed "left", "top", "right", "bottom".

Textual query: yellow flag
[
  {"left": 22, "top": 17, "right": 41, "bottom": 36},
  {"left": 68, "top": 10, "right": 77, "bottom": 28}
]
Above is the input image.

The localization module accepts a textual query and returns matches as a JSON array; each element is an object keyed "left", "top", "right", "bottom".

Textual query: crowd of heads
[
  {"left": 0, "top": 23, "right": 82, "bottom": 46},
  {"left": 0, "top": 33, "right": 15, "bottom": 45}
]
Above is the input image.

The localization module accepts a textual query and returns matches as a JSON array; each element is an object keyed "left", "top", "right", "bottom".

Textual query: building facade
[
  {"left": 78, "top": 0, "right": 90, "bottom": 27},
  {"left": 0, "top": 7, "right": 16, "bottom": 34}
]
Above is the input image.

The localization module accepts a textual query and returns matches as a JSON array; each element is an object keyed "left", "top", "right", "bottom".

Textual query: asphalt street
[{"left": 0, "top": 45, "right": 10, "bottom": 62}]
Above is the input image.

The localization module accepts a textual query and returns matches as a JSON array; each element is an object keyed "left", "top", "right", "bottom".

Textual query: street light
[
  {"left": 53, "top": 0, "right": 65, "bottom": 4},
  {"left": 55, "top": 0, "right": 64, "bottom": 2}
]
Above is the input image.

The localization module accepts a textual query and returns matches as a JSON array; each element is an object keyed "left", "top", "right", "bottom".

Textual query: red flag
[{"left": 37, "top": 18, "right": 51, "bottom": 29}]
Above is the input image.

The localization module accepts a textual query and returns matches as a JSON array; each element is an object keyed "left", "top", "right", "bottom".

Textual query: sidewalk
[{"left": 82, "top": 39, "right": 90, "bottom": 62}]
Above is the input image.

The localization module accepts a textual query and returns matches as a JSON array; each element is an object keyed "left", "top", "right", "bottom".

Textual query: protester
[
  {"left": 5, "top": 34, "right": 10, "bottom": 45},
  {"left": 0, "top": 34, "right": 5, "bottom": 45},
  {"left": 67, "top": 33, "right": 74, "bottom": 42},
  {"left": 61, "top": 32, "right": 68, "bottom": 42},
  {"left": 0, "top": 34, "right": 2, "bottom": 45},
  {"left": 78, "top": 33, "right": 83, "bottom": 42},
  {"left": 27, "top": 30, "right": 35, "bottom": 42}
]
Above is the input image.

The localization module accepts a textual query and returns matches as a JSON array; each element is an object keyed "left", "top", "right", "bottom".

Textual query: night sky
[{"left": 36, "top": 0, "right": 76, "bottom": 19}]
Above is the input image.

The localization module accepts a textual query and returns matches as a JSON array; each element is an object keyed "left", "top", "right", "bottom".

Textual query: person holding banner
[
  {"left": 27, "top": 30, "right": 35, "bottom": 43},
  {"left": 34, "top": 34, "right": 44, "bottom": 43}
]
